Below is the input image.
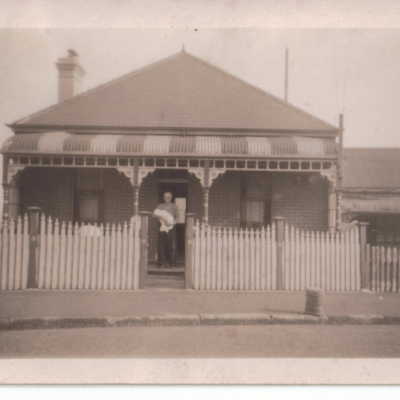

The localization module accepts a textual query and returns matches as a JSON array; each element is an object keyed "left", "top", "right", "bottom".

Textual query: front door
[{"left": 158, "top": 182, "right": 188, "bottom": 264}]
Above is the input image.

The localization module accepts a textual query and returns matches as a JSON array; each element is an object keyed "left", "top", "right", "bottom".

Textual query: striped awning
[
  {"left": 342, "top": 198, "right": 400, "bottom": 214},
  {"left": 1, "top": 132, "right": 337, "bottom": 158}
]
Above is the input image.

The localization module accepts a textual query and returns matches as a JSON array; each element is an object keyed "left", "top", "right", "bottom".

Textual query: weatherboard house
[{"left": 1, "top": 49, "right": 342, "bottom": 262}]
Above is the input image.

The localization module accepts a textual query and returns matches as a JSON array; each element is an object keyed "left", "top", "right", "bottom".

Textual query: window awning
[
  {"left": 342, "top": 197, "right": 400, "bottom": 214},
  {"left": 1, "top": 133, "right": 337, "bottom": 158}
]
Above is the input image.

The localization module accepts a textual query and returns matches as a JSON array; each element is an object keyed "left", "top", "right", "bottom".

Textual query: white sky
[
  {"left": 1, "top": 27, "right": 400, "bottom": 149},
  {"left": 1, "top": 1, "right": 400, "bottom": 150}
]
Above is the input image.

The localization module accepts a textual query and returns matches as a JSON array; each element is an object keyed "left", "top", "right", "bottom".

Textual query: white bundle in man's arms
[{"left": 153, "top": 208, "right": 174, "bottom": 226}]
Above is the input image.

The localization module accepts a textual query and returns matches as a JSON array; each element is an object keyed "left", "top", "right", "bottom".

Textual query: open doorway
[{"left": 158, "top": 181, "right": 188, "bottom": 264}]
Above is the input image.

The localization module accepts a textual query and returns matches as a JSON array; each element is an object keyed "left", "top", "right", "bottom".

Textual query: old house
[
  {"left": 342, "top": 148, "right": 400, "bottom": 248},
  {"left": 1, "top": 49, "right": 341, "bottom": 265}
]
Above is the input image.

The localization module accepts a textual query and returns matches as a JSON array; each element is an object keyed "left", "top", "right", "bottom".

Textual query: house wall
[
  {"left": 138, "top": 170, "right": 160, "bottom": 260},
  {"left": 20, "top": 167, "right": 74, "bottom": 221},
  {"left": 271, "top": 173, "right": 329, "bottom": 231},
  {"left": 209, "top": 171, "right": 241, "bottom": 227},
  {"left": 19, "top": 167, "right": 134, "bottom": 224},
  {"left": 102, "top": 169, "right": 133, "bottom": 223},
  {"left": 188, "top": 173, "right": 203, "bottom": 220}
]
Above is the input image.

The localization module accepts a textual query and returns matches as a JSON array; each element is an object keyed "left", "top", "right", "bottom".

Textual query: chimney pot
[
  {"left": 68, "top": 49, "right": 78, "bottom": 57},
  {"left": 56, "top": 49, "right": 85, "bottom": 102}
]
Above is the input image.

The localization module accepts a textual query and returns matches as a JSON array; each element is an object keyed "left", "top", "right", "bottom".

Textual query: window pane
[
  {"left": 251, "top": 200, "right": 261, "bottom": 222},
  {"left": 244, "top": 199, "right": 265, "bottom": 223},
  {"left": 79, "top": 195, "right": 99, "bottom": 221}
]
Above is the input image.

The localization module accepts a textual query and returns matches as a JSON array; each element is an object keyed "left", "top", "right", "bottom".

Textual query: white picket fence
[
  {"left": 283, "top": 225, "right": 360, "bottom": 291},
  {"left": 37, "top": 215, "right": 142, "bottom": 290},
  {"left": 0, "top": 216, "right": 30, "bottom": 290},
  {"left": 3, "top": 215, "right": 392, "bottom": 293},
  {"left": 192, "top": 222, "right": 277, "bottom": 290},
  {"left": 369, "top": 246, "right": 400, "bottom": 292},
  {"left": 0, "top": 215, "right": 142, "bottom": 290},
  {"left": 192, "top": 221, "right": 361, "bottom": 291}
]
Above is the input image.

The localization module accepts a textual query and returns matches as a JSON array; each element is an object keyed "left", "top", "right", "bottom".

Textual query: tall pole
[
  {"left": 139, "top": 211, "right": 151, "bottom": 289},
  {"left": 184, "top": 213, "right": 195, "bottom": 289},
  {"left": 2, "top": 156, "right": 9, "bottom": 222},
  {"left": 133, "top": 159, "right": 140, "bottom": 216},
  {"left": 203, "top": 160, "right": 210, "bottom": 224},
  {"left": 274, "top": 216, "right": 286, "bottom": 290},
  {"left": 336, "top": 114, "right": 344, "bottom": 231},
  {"left": 285, "top": 48, "right": 289, "bottom": 102},
  {"left": 27, "top": 207, "right": 41, "bottom": 289}
]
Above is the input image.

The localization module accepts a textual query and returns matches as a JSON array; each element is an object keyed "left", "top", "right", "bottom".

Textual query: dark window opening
[
  {"left": 362, "top": 215, "right": 400, "bottom": 248},
  {"left": 240, "top": 172, "right": 272, "bottom": 229},
  {"left": 73, "top": 169, "right": 104, "bottom": 225},
  {"left": 73, "top": 190, "right": 105, "bottom": 225}
]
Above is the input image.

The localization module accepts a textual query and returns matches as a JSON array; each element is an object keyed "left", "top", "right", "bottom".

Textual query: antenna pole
[
  {"left": 336, "top": 114, "right": 344, "bottom": 231},
  {"left": 285, "top": 48, "right": 289, "bottom": 102}
]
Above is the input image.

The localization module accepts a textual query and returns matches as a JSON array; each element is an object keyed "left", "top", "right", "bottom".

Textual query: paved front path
[{"left": 1, "top": 290, "right": 399, "bottom": 319}]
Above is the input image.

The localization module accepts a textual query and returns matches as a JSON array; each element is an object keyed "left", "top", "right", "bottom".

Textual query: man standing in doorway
[{"left": 153, "top": 192, "right": 180, "bottom": 269}]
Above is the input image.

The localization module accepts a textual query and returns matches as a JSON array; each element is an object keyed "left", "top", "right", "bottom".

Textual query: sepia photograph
[{"left": 1, "top": 0, "right": 400, "bottom": 389}]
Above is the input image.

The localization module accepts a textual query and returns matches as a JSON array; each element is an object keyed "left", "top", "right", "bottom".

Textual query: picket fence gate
[
  {"left": 192, "top": 222, "right": 277, "bottom": 290},
  {"left": 368, "top": 245, "right": 400, "bottom": 292},
  {"left": 192, "top": 221, "right": 361, "bottom": 291},
  {"left": 0, "top": 214, "right": 142, "bottom": 290}
]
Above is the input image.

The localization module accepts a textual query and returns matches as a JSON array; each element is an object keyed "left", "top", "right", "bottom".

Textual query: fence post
[
  {"left": 359, "top": 222, "right": 369, "bottom": 290},
  {"left": 27, "top": 207, "right": 41, "bottom": 289},
  {"left": 139, "top": 211, "right": 151, "bottom": 290},
  {"left": 185, "top": 213, "right": 195, "bottom": 289},
  {"left": 274, "top": 216, "right": 286, "bottom": 290}
]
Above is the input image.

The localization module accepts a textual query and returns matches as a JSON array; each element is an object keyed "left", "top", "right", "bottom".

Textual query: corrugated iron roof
[
  {"left": 342, "top": 197, "right": 400, "bottom": 213},
  {"left": 343, "top": 148, "right": 400, "bottom": 189},
  {"left": 1, "top": 133, "right": 337, "bottom": 157},
  {"left": 11, "top": 52, "right": 337, "bottom": 133}
]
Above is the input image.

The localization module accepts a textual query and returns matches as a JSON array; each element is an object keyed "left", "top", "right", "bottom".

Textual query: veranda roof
[
  {"left": 342, "top": 197, "right": 400, "bottom": 214},
  {"left": 1, "top": 133, "right": 337, "bottom": 158}
]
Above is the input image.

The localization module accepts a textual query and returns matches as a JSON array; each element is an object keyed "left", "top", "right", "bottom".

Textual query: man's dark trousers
[{"left": 158, "top": 226, "right": 177, "bottom": 267}]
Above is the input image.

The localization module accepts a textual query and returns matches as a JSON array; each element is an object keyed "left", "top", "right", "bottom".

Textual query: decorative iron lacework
[{"left": 5, "top": 155, "right": 336, "bottom": 172}]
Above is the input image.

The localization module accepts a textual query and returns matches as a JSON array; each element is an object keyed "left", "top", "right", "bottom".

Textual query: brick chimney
[{"left": 56, "top": 49, "right": 85, "bottom": 102}]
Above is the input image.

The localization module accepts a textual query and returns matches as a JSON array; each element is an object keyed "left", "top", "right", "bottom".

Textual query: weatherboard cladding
[
  {"left": 1, "top": 133, "right": 337, "bottom": 157},
  {"left": 12, "top": 52, "right": 337, "bottom": 132}
]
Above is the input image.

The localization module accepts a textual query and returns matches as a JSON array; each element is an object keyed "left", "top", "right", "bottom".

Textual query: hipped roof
[{"left": 11, "top": 51, "right": 337, "bottom": 134}]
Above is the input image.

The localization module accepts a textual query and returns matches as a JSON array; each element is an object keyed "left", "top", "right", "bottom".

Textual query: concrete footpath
[{"left": 1, "top": 289, "right": 400, "bottom": 330}]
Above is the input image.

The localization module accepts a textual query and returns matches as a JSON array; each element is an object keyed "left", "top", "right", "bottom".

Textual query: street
[{"left": 1, "top": 325, "right": 400, "bottom": 358}]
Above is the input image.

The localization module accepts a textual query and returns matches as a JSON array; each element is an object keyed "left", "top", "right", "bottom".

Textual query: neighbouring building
[
  {"left": 1, "top": 49, "right": 342, "bottom": 262},
  {"left": 342, "top": 148, "right": 400, "bottom": 248}
]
